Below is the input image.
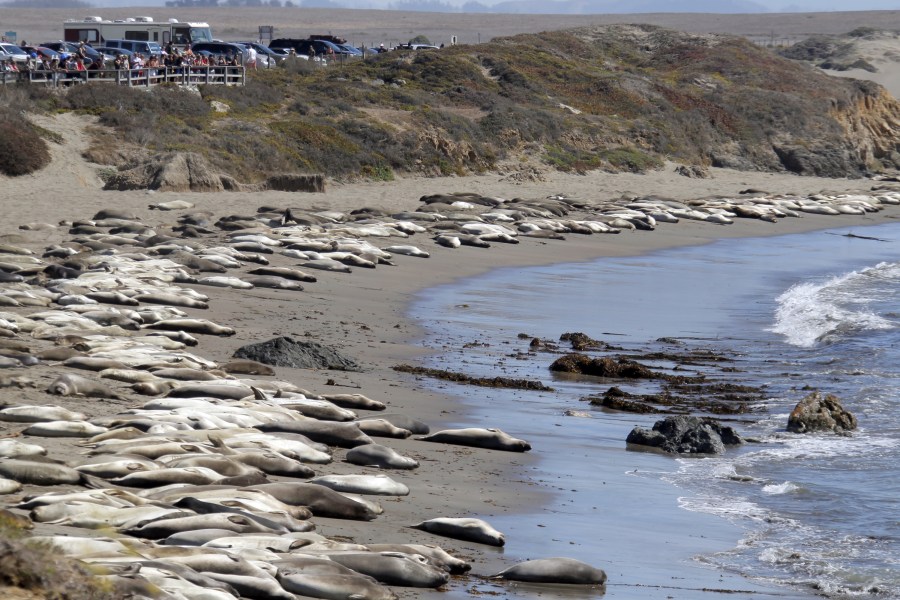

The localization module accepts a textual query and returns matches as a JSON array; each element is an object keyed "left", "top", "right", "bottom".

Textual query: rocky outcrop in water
[
  {"left": 550, "top": 354, "right": 655, "bottom": 378},
  {"left": 626, "top": 415, "right": 743, "bottom": 455},
  {"left": 787, "top": 391, "right": 857, "bottom": 434}
]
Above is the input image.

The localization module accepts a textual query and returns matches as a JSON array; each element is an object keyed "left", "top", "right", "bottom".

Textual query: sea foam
[{"left": 770, "top": 262, "right": 899, "bottom": 347}]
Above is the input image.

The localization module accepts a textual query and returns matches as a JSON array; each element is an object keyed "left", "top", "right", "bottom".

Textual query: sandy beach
[{"left": 0, "top": 110, "right": 899, "bottom": 599}]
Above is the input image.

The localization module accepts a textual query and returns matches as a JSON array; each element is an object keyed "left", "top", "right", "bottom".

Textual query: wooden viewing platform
[{"left": 0, "top": 66, "right": 246, "bottom": 87}]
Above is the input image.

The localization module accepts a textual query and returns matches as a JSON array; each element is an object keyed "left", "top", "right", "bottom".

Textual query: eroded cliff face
[{"left": 829, "top": 82, "right": 900, "bottom": 172}]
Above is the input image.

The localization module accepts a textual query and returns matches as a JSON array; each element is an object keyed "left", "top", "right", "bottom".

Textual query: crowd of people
[{"left": 1, "top": 40, "right": 242, "bottom": 80}]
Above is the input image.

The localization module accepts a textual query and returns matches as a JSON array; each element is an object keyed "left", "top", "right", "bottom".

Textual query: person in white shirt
[{"left": 247, "top": 45, "right": 257, "bottom": 69}]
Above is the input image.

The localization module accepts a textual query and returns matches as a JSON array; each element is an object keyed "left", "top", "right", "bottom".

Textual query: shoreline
[{"left": 3, "top": 135, "right": 900, "bottom": 598}]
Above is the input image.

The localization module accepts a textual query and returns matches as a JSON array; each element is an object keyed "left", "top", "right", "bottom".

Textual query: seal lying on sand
[
  {"left": 411, "top": 517, "right": 505, "bottom": 547},
  {"left": 491, "top": 557, "right": 607, "bottom": 585},
  {"left": 418, "top": 427, "right": 531, "bottom": 452}
]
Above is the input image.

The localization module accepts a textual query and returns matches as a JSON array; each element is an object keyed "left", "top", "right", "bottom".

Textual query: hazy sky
[{"left": 91, "top": 0, "right": 900, "bottom": 9}]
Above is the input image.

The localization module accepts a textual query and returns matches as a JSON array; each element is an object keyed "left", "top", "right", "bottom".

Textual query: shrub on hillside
[
  {"left": 65, "top": 85, "right": 209, "bottom": 120},
  {"left": 0, "top": 118, "right": 50, "bottom": 177},
  {"left": 201, "top": 78, "right": 284, "bottom": 113}
]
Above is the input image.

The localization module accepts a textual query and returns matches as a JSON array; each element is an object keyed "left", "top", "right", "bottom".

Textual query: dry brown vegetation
[{"left": 3, "top": 19, "right": 900, "bottom": 182}]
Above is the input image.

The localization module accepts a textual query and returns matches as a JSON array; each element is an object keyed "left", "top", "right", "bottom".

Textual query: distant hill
[
  {"left": 41, "top": 24, "right": 900, "bottom": 184},
  {"left": 14, "top": 0, "right": 770, "bottom": 11},
  {"left": 481, "top": 0, "right": 768, "bottom": 15}
]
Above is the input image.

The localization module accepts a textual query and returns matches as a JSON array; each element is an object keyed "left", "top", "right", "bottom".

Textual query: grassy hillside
[{"left": 5, "top": 24, "right": 900, "bottom": 182}]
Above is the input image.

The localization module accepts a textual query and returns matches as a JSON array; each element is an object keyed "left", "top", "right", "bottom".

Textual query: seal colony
[{"left": 0, "top": 187, "right": 899, "bottom": 599}]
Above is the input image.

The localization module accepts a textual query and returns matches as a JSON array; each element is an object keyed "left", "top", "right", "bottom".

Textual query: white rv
[{"left": 63, "top": 16, "right": 213, "bottom": 49}]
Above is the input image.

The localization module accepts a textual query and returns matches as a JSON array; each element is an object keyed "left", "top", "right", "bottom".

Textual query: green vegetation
[
  {"left": 3, "top": 23, "right": 897, "bottom": 180},
  {"left": 0, "top": 517, "right": 120, "bottom": 599},
  {"left": 0, "top": 105, "right": 52, "bottom": 177}
]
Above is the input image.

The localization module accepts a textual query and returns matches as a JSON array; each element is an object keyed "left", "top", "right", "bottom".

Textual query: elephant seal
[
  {"left": 110, "top": 466, "right": 226, "bottom": 488},
  {"left": 0, "top": 440, "right": 47, "bottom": 458},
  {"left": 167, "top": 384, "right": 253, "bottom": 400},
  {"left": 122, "top": 513, "right": 280, "bottom": 539},
  {"left": 0, "top": 405, "right": 85, "bottom": 423},
  {"left": 243, "top": 276, "right": 304, "bottom": 291},
  {"left": 246, "top": 482, "right": 378, "bottom": 521},
  {"left": 356, "top": 418, "right": 412, "bottom": 439},
  {"left": 220, "top": 360, "right": 276, "bottom": 376},
  {"left": 209, "top": 438, "right": 314, "bottom": 478},
  {"left": 345, "top": 443, "right": 419, "bottom": 470},
  {"left": 362, "top": 413, "right": 430, "bottom": 435},
  {"left": 321, "top": 393, "right": 386, "bottom": 411},
  {"left": 411, "top": 517, "right": 505, "bottom": 546},
  {"left": 326, "top": 552, "right": 450, "bottom": 588},
  {"left": 418, "top": 427, "right": 531, "bottom": 452},
  {"left": 0, "top": 478, "right": 22, "bottom": 494},
  {"left": 23, "top": 420, "right": 108, "bottom": 438},
  {"left": 134, "top": 293, "right": 210, "bottom": 310},
  {"left": 173, "top": 497, "right": 302, "bottom": 534},
  {"left": 310, "top": 474, "right": 409, "bottom": 496},
  {"left": 276, "top": 569, "right": 396, "bottom": 600},
  {"left": 149, "top": 367, "right": 223, "bottom": 381},
  {"left": 163, "top": 528, "right": 258, "bottom": 547},
  {"left": 0, "top": 459, "right": 85, "bottom": 486},
  {"left": 46, "top": 373, "right": 123, "bottom": 399},
  {"left": 144, "top": 318, "right": 234, "bottom": 336},
  {"left": 62, "top": 356, "right": 130, "bottom": 372},
  {"left": 366, "top": 544, "right": 471, "bottom": 574},
  {"left": 247, "top": 266, "right": 317, "bottom": 283},
  {"left": 491, "top": 557, "right": 607, "bottom": 585},
  {"left": 256, "top": 420, "right": 373, "bottom": 449}
]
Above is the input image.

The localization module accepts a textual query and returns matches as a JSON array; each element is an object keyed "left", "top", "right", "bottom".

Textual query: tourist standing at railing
[
  {"left": 88, "top": 57, "right": 103, "bottom": 71},
  {"left": 147, "top": 54, "right": 160, "bottom": 78},
  {"left": 114, "top": 54, "right": 128, "bottom": 70}
]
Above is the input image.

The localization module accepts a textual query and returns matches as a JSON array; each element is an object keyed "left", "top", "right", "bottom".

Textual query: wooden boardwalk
[{"left": 0, "top": 66, "right": 246, "bottom": 87}]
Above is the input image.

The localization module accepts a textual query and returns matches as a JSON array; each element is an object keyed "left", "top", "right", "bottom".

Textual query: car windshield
[
  {"left": 189, "top": 27, "right": 213, "bottom": 43},
  {"left": 147, "top": 42, "right": 162, "bottom": 52},
  {"left": 1, "top": 44, "right": 26, "bottom": 55}
]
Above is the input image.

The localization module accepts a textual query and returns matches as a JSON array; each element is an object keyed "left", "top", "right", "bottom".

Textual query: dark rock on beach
[
  {"left": 787, "top": 391, "right": 857, "bottom": 434},
  {"left": 233, "top": 336, "right": 362, "bottom": 371},
  {"left": 550, "top": 353, "right": 656, "bottom": 378},
  {"left": 559, "top": 332, "right": 608, "bottom": 351},
  {"left": 626, "top": 415, "right": 744, "bottom": 455}
]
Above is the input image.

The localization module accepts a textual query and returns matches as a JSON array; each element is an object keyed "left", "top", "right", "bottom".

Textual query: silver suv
[{"left": 0, "top": 43, "right": 32, "bottom": 64}]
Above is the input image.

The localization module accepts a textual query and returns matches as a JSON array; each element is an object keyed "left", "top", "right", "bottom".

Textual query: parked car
[
  {"left": 40, "top": 41, "right": 108, "bottom": 63},
  {"left": 189, "top": 42, "right": 245, "bottom": 64},
  {"left": 229, "top": 41, "right": 280, "bottom": 67},
  {"left": 269, "top": 38, "right": 342, "bottom": 58},
  {"left": 335, "top": 43, "right": 363, "bottom": 56},
  {"left": 93, "top": 46, "right": 134, "bottom": 60},
  {"left": 21, "top": 46, "right": 61, "bottom": 62},
  {"left": 0, "top": 43, "right": 29, "bottom": 63},
  {"left": 101, "top": 39, "right": 163, "bottom": 57}
]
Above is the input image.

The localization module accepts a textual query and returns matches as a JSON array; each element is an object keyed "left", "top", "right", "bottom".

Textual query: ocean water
[{"left": 410, "top": 221, "right": 900, "bottom": 598}]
